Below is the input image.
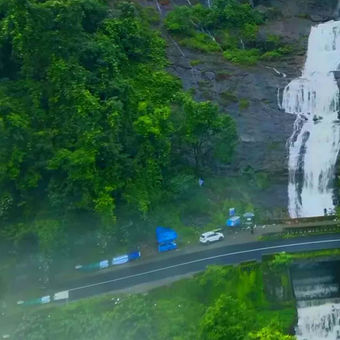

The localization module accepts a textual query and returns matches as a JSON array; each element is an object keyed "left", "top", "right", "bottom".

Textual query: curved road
[{"left": 56, "top": 234, "right": 340, "bottom": 301}]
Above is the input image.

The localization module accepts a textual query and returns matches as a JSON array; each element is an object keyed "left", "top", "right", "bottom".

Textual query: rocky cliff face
[
  {"left": 145, "top": 0, "right": 340, "bottom": 209},
  {"left": 255, "top": 0, "right": 339, "bottom": 21}
]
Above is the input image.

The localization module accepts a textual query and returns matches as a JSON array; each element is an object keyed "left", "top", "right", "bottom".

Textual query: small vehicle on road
[{"left": 199, "top": 231, "right": 224, "bottom": 245}]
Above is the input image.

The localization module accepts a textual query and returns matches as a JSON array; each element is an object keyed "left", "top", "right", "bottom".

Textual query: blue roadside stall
[
  {"left": 226, "top": 216, "right": 241, "bottom": 227},
  {"left": 243, "top": 212, "right": 255, "bottom": 228},
  {"left": 156, "top": 226, "right": 177, "bottom": 252}
]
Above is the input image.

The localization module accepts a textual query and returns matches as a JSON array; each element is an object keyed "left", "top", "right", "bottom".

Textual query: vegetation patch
[
  {"left": 261, "top": 47, "right": 292, "bottom": 61},
  {"left": 239, "top": 98, "right": 250, "bottom": 110},
  {"left": 190, "top": 59, "right": 202, "bottom": 66},
  {"left": 0, "top": 0, "right": 238, "bottom": 257},
  {"left": 215, "top": 70, "right": 232, "bottom": 81},
  {"left": 224, "top": 48, "right": 261, "bottom": 65},
  {"left": 180, "top": 32, "right": 221, "bottom": 53},
  {"left": 220, "top": 90, "right": 239, "bottom": 103},
  {"left": 164, "top": 2, "right": 293, "bottom": 65}
]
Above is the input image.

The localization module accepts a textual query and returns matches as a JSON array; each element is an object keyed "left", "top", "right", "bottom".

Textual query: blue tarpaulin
[
  {"left": 128, "top": 250, "right": 141, "bottom": 261},
  {"left": 158, "top": 241, "right": 177, "bottom": 252},
  {"left": 243, "top": 212, "right": 255, "bottom": 218},
  {"left": 156, "top": 226, "right": 177, "bottom": 252},
  {"left": 156, "top": 226, "right": 177, "bottom": 243},
  {"left": 226, "top": 216, "right": 241, "bottom": 227}
]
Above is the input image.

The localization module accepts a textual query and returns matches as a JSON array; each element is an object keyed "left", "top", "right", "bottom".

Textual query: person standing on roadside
[{"left": 250, "top": 224, "right": 254, "bottom": 234}]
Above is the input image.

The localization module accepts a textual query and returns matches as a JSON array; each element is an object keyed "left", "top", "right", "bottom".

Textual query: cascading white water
[
  {"left": 296, "top": 301, "right": 340, "bottom": 340},
  {"left": 292, "top": 262, "right": 340, "bottom": 340},
  {"left": 282, "top": 21, "right": 340, "bottom": 217}
]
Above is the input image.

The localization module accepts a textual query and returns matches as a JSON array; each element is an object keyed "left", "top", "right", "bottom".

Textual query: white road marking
[{"left": 69, "top": 238, "right": 340, "bottom": 292}]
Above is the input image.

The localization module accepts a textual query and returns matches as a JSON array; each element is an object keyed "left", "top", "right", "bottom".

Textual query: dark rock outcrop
[{"left": 254, "top": 0, "right": 338, "bottom": 21}]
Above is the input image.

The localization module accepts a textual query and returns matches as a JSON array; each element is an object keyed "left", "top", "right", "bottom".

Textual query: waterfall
[
  {"left": 282, "top": 21, "right": 340, "bottom": 218},
  {"left": 296, "top": 301, "right": 340, "bottom": 340},
  {"left": 291, "top": 261, "right": 340, "bottom": 340}
]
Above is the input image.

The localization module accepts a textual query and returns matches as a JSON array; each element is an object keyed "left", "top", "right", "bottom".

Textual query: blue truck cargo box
[{"left": 226, "top": 216, "right": 241, "bottom": 227}]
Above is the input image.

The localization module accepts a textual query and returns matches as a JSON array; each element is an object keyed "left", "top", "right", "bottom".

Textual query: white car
[{"left": 200, "top": 231, "right": 224, "bottom": 245}]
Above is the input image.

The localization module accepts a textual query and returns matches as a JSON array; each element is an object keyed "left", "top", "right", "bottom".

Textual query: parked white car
[{"left": 199, "top": 231, "right": 224, "bottom": 245}]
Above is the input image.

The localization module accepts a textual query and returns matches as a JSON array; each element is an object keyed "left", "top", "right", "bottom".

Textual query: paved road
[{"left": 54, "top": 234, "right": 340, "bottom": 301}]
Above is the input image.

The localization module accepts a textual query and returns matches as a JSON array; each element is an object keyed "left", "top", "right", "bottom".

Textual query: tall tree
[{"left": 199, "top": 295, "right": 251, "bottom": 340}]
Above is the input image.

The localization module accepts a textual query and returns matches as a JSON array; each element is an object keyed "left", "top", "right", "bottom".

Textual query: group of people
[{"left": 324, "top": 208, "right": 336, "bottom": 216}]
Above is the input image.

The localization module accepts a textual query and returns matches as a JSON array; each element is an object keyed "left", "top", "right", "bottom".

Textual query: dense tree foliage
[
  {"left": 0, "top": 0, "right": 237, "bottom": 246},
  {"left": 247, "top": 326, "right": 296, "bottom": 340},
  {"left": 199, "top": 295, "right": 251, "bottom": 340},
  {"left": 165, "top": 0, "right": 263, "bottom": 34}
]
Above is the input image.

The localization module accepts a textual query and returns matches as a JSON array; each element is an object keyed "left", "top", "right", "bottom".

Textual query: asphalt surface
[{"left": 54, "top": 234, "right": 340, "bottom": 301}]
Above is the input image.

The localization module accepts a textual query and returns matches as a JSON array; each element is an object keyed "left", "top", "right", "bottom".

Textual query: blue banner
[
  {"left": 112, "top": 255, "right": 129, "bottom": 265},
  {"left": 112, "top": 251, "right": 141, "bottom": 265},
  {"left": 99, "top": 260, "right": 109, "bottom": 269},
  {"left": 128, "top": 250, "right": 141, "bottom": 261}
]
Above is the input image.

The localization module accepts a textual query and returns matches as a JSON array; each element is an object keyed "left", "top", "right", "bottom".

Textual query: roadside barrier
[
  {"left": 17, "top": 251, "right": 140, "bottom": 307},
  {"left": 75, "top": 250, "right": 141, "bottom": 272},
  {"left": 17, "top": 290, "right": 69, "bottom": 307}
]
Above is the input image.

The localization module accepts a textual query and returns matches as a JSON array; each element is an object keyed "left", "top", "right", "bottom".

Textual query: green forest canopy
[{"left": 0, "top": 0, "right": 237, "bottom": 247}]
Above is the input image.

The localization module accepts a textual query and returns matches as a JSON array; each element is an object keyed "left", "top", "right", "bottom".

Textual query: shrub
[
  {"left": 223, "top": 48, "right": 261, "bottom": 65},
  {"left": 190, "top": 59, "right": 201, "bottom": 66},
  {"left": 216, "top": 71, "right": 231, "bottom": 81},
  {"left": 266, "top": 34, "right": 281, "bottom": 49},
  {"left": 200, "top": 295, "right": 252, "bottom": 340},
  {"left": 215, "top": 30, "right": 238, "bottom": 50},
  {"left": 164, "top": 6, "right": 194, "bottom": 33},
  {"left": 254, "top": 172, "right": 270, "bottom": 190},
  {"left": 277, "top": 46, "right": 292, "bottom": 54},
  {"left": 180, "top": 33, "right": 221, "bottom": 53},
  {"left": 241, "top": 23, "right": 259, "bottom": 43},
  {"left": 261, "top": 46, "right": 292, "bottom": 61},
  {"left": 261, "top": 50, "right": 282, "bottom": 61},
  {"left": 269, "top": 252, "right": 293, "bottom": 271},
  {"left": 220, "top": 90, "right": 238, "bottom": 103},
  {"left": 239, "top": 98, "right": 250, "bottom": 110},
  {"left": 142, "top": 7, "right": 160, "bottom": 25},
  {"left": 220, "top": 2, "right": 264, "bottom": 29}
]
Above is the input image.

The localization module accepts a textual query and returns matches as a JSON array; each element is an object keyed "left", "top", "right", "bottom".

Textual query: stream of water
[{"left": 282, "top": 21, "right": 340, "bottom": 218}]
